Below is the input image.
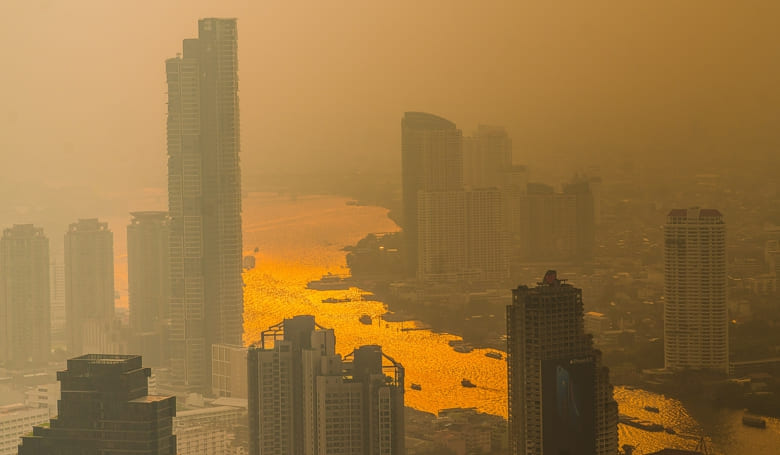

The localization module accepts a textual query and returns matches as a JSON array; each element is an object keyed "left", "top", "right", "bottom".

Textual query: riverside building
[
  {"left": 507, "top": 271, "right": 618, "bottom": 455},
  {"left": 248, "top": 315, "right": 405, "bottom": 455}
]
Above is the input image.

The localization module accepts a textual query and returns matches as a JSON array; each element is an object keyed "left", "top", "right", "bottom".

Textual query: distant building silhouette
[
  {"left": 0, "top": 224, "right": 50, "bottom": 365},
  {"left": 49, "top": 259, "right": 66, "bottom": 349},
  {"left": 417, "top": 189, "right": 509, "bottom": 283},
  {"left": 404, "top": 113, "right": 510, "bottom": 284},
  {"left": 128, "top": 211, "right": 170, "bottom": 366},
  {"left": 563, "top": 179, "right": 596, "bottom": 260},
  {"left": 166, "top": 18, "right": 244, "bottom": 392},
  {"left": 507, "top": 271, "right": 618, "bottom": 455},
  {"left": 17, "top": 354, "right": 176, "bottom": 454},
  {"left": 64, "top": 219, "right": 115, "bottom": 356},
  {"left": 462, "top": 124, "right": 513, "bottom": 190},
  {"left": 248, "top": 315, "right": 405, "bottom": 455},
  {"left": 401, "top": 112, "right": 461, "bottom": 276},
  {"left": 664, "top": 208, "right": 728, "bottom": 373},
  {"left": 516, "top": 181, "right": 595, "bottom": 263}
]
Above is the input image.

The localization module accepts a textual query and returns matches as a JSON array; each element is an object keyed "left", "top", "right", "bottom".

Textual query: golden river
[{"left": 234, "top": 193, "right": 780, "bottom": 454}]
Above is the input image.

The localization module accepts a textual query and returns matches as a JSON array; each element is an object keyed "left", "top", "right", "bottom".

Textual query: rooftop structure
[{"left": 18, "top": 354, "right": 176, "bottom": 454}]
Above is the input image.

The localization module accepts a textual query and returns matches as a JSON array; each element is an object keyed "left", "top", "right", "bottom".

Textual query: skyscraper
[
  {"left": 0, "top": 225, "right": 50, "bottom": 365},
  {"left": 417, "top": 190, "right": 467, "bottom": 281},
  {"left": 517, "top": 184, "right": 579, "bottom": 262},
  {"left": 465, "top": 189, "right": 509, "bottom": 283},
  {"left": 507, "top": 271, "right": 618, "bottom": 455},
  {"left": 128, "top": 211, "right": 170, "bottom": 366},
  {"left": 248, "top": 315, "right": 405, "bottom": 455},
  {"left": 64, "top": 218, "right": 114, "bottom": 356},
  {"left": 166, "top": 18, "right": 244, "bottom": 391},
  {"left": 401, "top": 112, "right": 461, "bottom": 276},
  {"left": 49, "top": 259, "right": 66, "bottom": 349},
  {"left": 17, "top": 354, "right": 177, "bottom": 454},
  {"left": 664, "top": 208, "right": 728, "bottom": 373},
  {"left": 563, "top": 180, "right": 596, "bottom": 260},
  {"left": 462, "top": 124, "right": 513, "bottom": 190}
]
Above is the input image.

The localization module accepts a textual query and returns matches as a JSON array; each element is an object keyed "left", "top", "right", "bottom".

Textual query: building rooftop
[
  {"left": 403, "top": 112, "right": 456, "bottom": 129},
  {"left": 176, "top": 405, "right": 244, "bottom": 418},
  {"left": 667, "top": 208, "right": 723, "bottom": 218},
  {"left": 128, "top": 395, "right": 174, "bottom": 404},
  {"left": 63, "top": 354, "right": 144, "bottom": 375}
]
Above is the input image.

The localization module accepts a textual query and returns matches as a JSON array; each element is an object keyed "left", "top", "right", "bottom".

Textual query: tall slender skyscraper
[
  {"left": 128, "top": 212, "right": 170, "bottom": 366},
  {"left": 401, "top": 112, "right": 461, "bottom": 276},
  {"left": 507, "top": 271, "right": 618, "bottom": 455},
  {"left": 166, "top": 18, "right": 243, "bottom": 391},
  {"left": 64, "top": 219, "right": 114, "bottom": 356},
  {"left": 0, "top": 225, "right": 50, "bottom": 365},
  {"left": 664, "top": 208, "right": 728, "bottom": 373}
]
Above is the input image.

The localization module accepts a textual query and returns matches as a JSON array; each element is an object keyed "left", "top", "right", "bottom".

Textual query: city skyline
[{"left": 1, "top": 5, "right": 780, "bottom": 455}]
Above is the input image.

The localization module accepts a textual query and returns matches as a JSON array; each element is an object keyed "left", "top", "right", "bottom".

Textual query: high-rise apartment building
[
  {"left": 0, "top": 224, "right": 50, "bottom": 365},
  {"left": 463, "top": 124, "right": 513, "bottom": 190},
  {"left": 507, "top": 271, "right": 618, "bottom": 455},
  {"left": 49, "top": 259, "right": 66, "bottom": 348},
  {"left": 401, "top": 112, "right": 461, "bottom": 276},
  {"left": 0, "top": 404, "right": 49, "bottom": 455},
  {"left": 466, "top": 189, "right": 510, "bottom": 283},
  {"left": 128, "top": 211, "right": 170, "bottom": 366},
  {"left": 417, "top": 189, "right": 509, "bottom": 283},
  {"left": 664, "top": 208, "right": 728, "bottom": 373},
  {"left": 563, "top": 180, "right": 596, "bottom": 260},
  {"left": 166, "top": 18, "right": 244, "bottom": 391},
  {"left": 404, "top": 113, "right": 509, "bottom": 284},
  {"left": 212, "top": 343, "right": 248, "bottom": 398},
  {"left": 248, "top": 315, "right": 405, "bottom": 455},
  {"left": 174, "top": 402, "right": 247, "bottom": 455},
  {"left": 17, "top": 354, "right": 176, "bottom": 454},
  {"left": 64, "top": 219, "right": 114, "bottom": 356},
  {"left": 417, "top": 191, "right": 467, "bottom": 282}
]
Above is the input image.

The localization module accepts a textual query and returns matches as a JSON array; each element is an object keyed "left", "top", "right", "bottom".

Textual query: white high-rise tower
[{"left": 664, "top": 207, "right": 728, "bottom": 373}]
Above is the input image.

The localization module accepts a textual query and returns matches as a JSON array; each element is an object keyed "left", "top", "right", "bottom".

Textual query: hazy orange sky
[{"left": 2, "top": 1, "right": 779, "bottom": 196}]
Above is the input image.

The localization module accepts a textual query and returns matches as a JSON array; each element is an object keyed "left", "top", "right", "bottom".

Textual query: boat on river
[
  {"left": 322, "top": 297, "right": 351, "bottom": 303},
  {"left": 618, "top": 414, "right": 663, "bottom": 432},
  {"left": 359, "top": 314, "right": 372, "bottom": 325},
  {"left": 742, "top": 415, "right": 767, "bottom": 429},
  {"left": 461, "top": 379, "right": 476, "bottom": 388},
  {"left": 307, "top": 273, "right": 350, "bottom": 290},
  {"left": 453, "top": 344, "right": 474, "bottom": 354},
  {"left": 485, "top": 351, "right": 503, "bottom": 360},
  {"left": 643, "top": 405, "right": 660, "bottom": 413},
  {"left": 411, "top": 383, "right": 422, "bottom": 391}
]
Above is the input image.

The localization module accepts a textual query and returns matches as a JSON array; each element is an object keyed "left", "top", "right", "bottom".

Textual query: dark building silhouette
[
  {"left": 563, "top": 180, "right": 596, "bottom": 260},
  {"left": 507, "top": 271, "right": 617, "bottom": 455},
  {"left": 0, "top": 224, "right": 50, "bottom": 365},
  {"left": 516, "top": 181, "right": 595, "bottom": 263},
  {"left": 166, "top": 18, "right": 244, "bottom": 391},
  {"left": 127, "top": 211, "right": 170, "bottom": 366},
  {"left": 64, "top": 218, "right": 115, "bottom": 356},
  {"left": 401, "top": 112, "right": 461, "bottom": 276},
  {"left": 248, "top": 315, "right": 405, "bottom": 455},
  {"left": 17, "top": 354, "right": 176, "bottom": 454}
]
